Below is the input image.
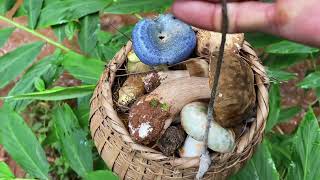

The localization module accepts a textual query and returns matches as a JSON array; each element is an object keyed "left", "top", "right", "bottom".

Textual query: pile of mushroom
[{"left": 116, "top": 14, "right": 256, "bottom": 157}]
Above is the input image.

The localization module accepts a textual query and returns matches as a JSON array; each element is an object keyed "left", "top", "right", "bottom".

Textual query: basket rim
[{"left": 90, "top": 40, "right": 270, "bottom": 173}]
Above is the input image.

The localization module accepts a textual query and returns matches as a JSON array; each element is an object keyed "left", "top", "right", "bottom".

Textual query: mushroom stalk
[{"left": 128, "top": 77, "right": 210, "bottom": 144}]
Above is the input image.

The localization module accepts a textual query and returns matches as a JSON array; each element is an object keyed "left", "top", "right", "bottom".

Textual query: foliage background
[{"left": 0, "top": 0, "right": 319, "bottom": 179}]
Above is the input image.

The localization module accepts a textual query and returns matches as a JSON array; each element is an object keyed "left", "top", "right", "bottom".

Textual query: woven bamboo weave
[{"left": 89, "top": 40, "right": 269, "bottom": 180}]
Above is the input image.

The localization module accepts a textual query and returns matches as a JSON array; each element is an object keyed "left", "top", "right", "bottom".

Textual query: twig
[{"left": 196, "top": 0, "right": 229, "bottom": 179}]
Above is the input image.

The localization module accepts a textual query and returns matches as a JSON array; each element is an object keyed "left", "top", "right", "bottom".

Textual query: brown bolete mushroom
[
  {"left": 128, "top": 77, "right": 210, "bottom": 144},
  {"left": 209, "top": 52, "right": 256, "bottom": 128}
]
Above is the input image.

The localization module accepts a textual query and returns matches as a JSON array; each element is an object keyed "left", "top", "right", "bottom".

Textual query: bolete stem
[
  {"left": 0, "top": 15, "right": 71, "bottom": 52},
  {"left": 197, "top": 0, "right": 229, "bottom": 179}
]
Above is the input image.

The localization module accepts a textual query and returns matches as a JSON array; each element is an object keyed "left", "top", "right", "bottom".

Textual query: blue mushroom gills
[{"left": 132, "top": 14, "right": 196, "bottom": 66}]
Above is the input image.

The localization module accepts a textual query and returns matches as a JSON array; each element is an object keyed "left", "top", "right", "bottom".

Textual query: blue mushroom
[{"left": 132, "top": 14, "right": 196, "bottom": 66}]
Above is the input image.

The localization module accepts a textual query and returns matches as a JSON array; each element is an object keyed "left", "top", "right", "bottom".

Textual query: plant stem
[{"left": 0, "top": 15, "right": 71, "bottom": 52}]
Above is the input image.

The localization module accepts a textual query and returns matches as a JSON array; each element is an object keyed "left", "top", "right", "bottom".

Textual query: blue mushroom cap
[{"left": 132, "top": 14, "right": 196, "bottom": 66}]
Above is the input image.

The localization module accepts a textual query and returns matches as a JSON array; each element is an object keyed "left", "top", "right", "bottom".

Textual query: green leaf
[
  {"left": 24, "top": 0, "right": 43, "bottom": 29},
  {"left": 33, "top": 77, "right": 46, "bottom": 91},
  {"left": 84, "top": 170, "right": 118, "bottom": 180},
  {"left": 6, "top": 52, "right": 63, "bottom": 111},
  {"left": 245, "top": 32, "right": 283, "bottom": 48},
  {"left": 265, "top": 41, "right": 319, "bottom": 55},
  {"left": 230, "top": 140, "right": 279, "bottom": 180},
  {"left": 298, "top": 71, "right": 320, "bottom": 89},
  {"left": 0, "top": 27, "right": 14, "bottom": 48},
  {"left": 264, "top": 54, "right": 310, "bottom": 70},
  {"left": 38, "top": 0, "right": 111, "bottom": 27},
  {"left": 78, "top": 13, "right": 99, "bottom": 56},
  {"left": 65, "top": 21, "right": 79, "bottom": 40},
  {"left": 75, "top": 95, "right": 91, "bottom": 129},
  {"left": 0, "top": 162, "right": 14, "bottom": 178},
  {"left": 52, "top": 23, "right": 67, "bottom": 42},
  {"left": 0, "top": 0, "right": 15, "bottom": 15},
  {"left": 104, "top": 0, "right": 172, "bottom": 14},
  {"left": 53, "top": 104, "right": 93, "bottom": 177},
  {"left": 278, "top": 106, "right": 301, "bottom": 124},
  {"left": 62, "top": 52, "right": 105, "bottom": 84},
  {"left": 286, "top": 108, "right": 320, "bottom": 180},
  {"left": 0, "top": 104, "right": 49, "bottom": 179},
  {"left": 0, "top": 42, "right": 44, "bottom": 89},
  {"left": 266, "top": 83, "right": 281, "bottom": 132},
  {"left": 6, "top": 85, "right": 95, "bottom": 101},
  {"left": 266, "top": 68, "right": 297, "bottom": 83}
]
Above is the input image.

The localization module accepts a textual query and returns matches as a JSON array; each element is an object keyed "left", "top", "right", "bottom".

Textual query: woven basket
[{"left": 90, "top": 39, "right": 269, "bottom": 179}]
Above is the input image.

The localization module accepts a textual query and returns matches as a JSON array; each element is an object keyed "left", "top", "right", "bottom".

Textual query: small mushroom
[
  {"left": 132, "top": 14, "right": 196, "bottom": 65},
  {"left": 181, "top": 102, "right": 235, "bottom": 153},
  {"left": 128, "top": 77, "right": 210, "bottom": 144},
  {"left": 118, "top": 75, "right": 145, "bottom": 106},
  {"left": 179, "top": 136, "right": 205, "bottom": 158},
  {"left": 209, "top": 52, "right": 256, "bottom": 127},
  {"left": 127, "top": 50, "right": 168, "bottom": 73},
  {"left": 157, "top": 126, "right": 186, "bottom": 156},
  {"left": 196, "top": 29, "right": 244, "bottom": 57}
]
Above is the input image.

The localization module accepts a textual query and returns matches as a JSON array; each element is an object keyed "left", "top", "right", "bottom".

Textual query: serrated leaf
[
  {"left": 278, "top": 106, "right": 301, "bottom": 124},
  {"left": 0, "top": 0, "right": 15, "bottom": 15},
  {"left": 104, "top": 0, "right": 172, "bottom": 14},
  {"left": 78, "top": 13, "right": 99, "bottom": 56},
  {"left": 0, "top": 104, "right": 49, "bottom": 179},
  {"left": 266, "top": 68, "right": 297, "bottom": 83},
  {"left": 24, "top": 0, "right": 43, "bottom": 29},
  {"left": 84, "top": 170, "right": 118, "bottom": 180},
  {"left": 52, "top": 23, "right": 67, "bottom": 42},
  {"left": 38, "top": 0, "right": 111, "bottom": 27},
  {"left": 266, "top": 41, "right": 319, "bottom": 55},
  {"left": 245, "top": 32, "right": 283, "bottom": 48},
  {"left": 62, "top": 52, "right": 105, "bottom": 84},
  {"left": 298, "top": 71, "right": 320, "bottom": 89},
  {"left": 0, "top": 27, "right": 14, "bottom": 48},
  {"left": 266, "top": 83, "right": 281, "bottom": 132},
  {"left": 230, "top": 140, "right": 279, "bottom": 180},
  {"left": 0, "top": 162, "right": 14, "bottom": 178},
  {"left": 0, "top": 42, "right": 44, "bottom": 89},
  {"left": 53, "top": 104, "right": 93, "bottom": 177},
  {"left": 286, "top": 108, "right": 320, "bottom": 180},
  {"left": 6, "top": 85, "right": 95, "bottom": 101},
  {"left": 6, "top": 52, "right": 63, "bottom": 111}
]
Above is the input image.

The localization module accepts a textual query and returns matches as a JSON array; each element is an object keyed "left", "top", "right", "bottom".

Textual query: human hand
[{"left": 172, "top": 0, "right": 320, "bottom": 47}]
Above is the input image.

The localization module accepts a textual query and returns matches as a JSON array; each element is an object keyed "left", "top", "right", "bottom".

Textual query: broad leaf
[
  {"left": 245, "top": 32, "right": 282, "bottom": 48},
  {"left": 0, "top": 42, "right": 44, "bottom": 89},
  {"left": 84, "top": 170, "right": 118, "bottom": 180},
  {"left": 298, "top": 72, "right": 320, "bottom": 89},
  {"left": 53, "top": 104, "right": 93, "bottom": 177},
  {"left": 75, "top": 95, "right": 91, "bottom": 129},
  {"left": 0, "top": 104, "right": 49, "bottom": 179},
  {"left": 266, "top": 68, "right": 297, "bottom": 83},
  {"left": 7, "top": 52, "right": 63, "bottom": 111},
  {"left": 0, "top": 0, "right": 15, "bottom": 15},
  {"left": 104, "top": 0, "right": 172, "bottom": 14},
  {"left": 0, "top": 162, "right": 14, "bottom": 178},
  {"left": 0, "top": 27, "right": 14, "bottom": 48},
  {"left": 264, "top": 53, "right": 310, "bottom": 70},
  {"left": 65, "top": 21, "right": 79, "bottom": 40},
  {"left": 6, "top": 85, "right": 95, "bottom": 101},
  {"left": 266, "top": 83, "right": 281, "bottom": 132},
  {"left": 230, "top": 140, "right": 279, "bottom": 180},
  {"left": 52, "top": 23, "right": 67, "bottom": 42},
  {"left": 286, "top": 108, "right": 320, "bottom": 180},
  {"left": 38, "top": 0, "right": 111, "bottom": 27},
  {"left": 24, "top": 0, "right": 43, "bottom": 29},
  {"left": 266, "top": 41, "right": 319, "bottom": 55},
  {"left": 62, "top": 52, "right": 105, "bottom": 84},
  {"left": 278, "top": 106, "right": 301, "bottom": 124},
  {"left": 78, "top": 13, "right": 99, "bottom": 56}
]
